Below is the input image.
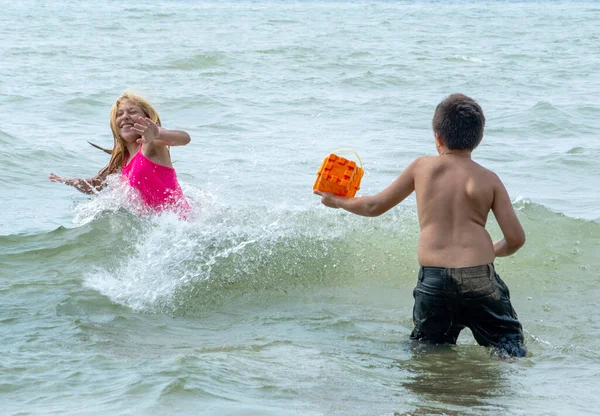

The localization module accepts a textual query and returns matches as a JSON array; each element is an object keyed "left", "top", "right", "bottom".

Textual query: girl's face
[{"left": 115, "top": 100, "right": 146, "bottom": 143}]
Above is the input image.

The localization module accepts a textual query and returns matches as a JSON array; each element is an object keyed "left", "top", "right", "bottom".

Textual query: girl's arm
[
  {"left": 133, "top": 117, "right": 191, "bottom": 147},
  {"left": 49, "top": 166, "right": 109, "bottom": 195},
  {"left": 133, "top": 117, "right": 191, "bottom": 167},
  {"left": 154, "top": 127, "right": 191, "bottom": 147}
]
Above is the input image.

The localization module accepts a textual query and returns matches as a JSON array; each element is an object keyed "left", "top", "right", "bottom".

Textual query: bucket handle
[{"left": 332, "top": 148, "right": 363, "bottom": 170}]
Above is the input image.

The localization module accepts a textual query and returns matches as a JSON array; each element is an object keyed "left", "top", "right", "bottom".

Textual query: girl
[{"left": 50, "top": 91, "right": 191, "bottom": 214}]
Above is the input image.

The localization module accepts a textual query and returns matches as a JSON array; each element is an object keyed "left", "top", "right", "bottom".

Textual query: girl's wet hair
[
  {"left": 90, "top": 90, "right": 162, "bottom": 175},
  {"left": 432, "top": 93, "right": 485, "bottom": 150}
]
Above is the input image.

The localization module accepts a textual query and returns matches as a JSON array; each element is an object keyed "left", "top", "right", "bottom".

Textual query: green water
[{"left": 1, "top": 1, "right": 600, "bottom": 415}]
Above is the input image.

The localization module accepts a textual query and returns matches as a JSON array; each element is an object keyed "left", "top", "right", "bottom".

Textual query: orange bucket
[{"left": 313, "top": 149, "right": 364, "bottom": 198}]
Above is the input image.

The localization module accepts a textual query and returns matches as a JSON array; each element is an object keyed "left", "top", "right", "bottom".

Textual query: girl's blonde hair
[{"left": 98, "top": 90, "right": 162, "bottom": 175}]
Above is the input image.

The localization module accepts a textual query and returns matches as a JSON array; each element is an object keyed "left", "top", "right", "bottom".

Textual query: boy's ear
[{"left": 434, "top": 131, "right": 444, "bottom": 148}]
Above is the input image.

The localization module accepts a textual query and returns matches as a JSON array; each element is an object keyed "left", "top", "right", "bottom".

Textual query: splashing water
[{"left": 80, "top": 180, "right": 358, "bottom": 314}]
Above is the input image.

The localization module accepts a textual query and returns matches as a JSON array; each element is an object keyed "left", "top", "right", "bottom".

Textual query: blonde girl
[{"left": 50, "top": 90, "right": 191, "bottom": 212}]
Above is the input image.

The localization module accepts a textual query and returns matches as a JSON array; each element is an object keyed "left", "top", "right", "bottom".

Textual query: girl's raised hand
[{"left": 133, "top": 117, "right": 160, "bottom": 145}]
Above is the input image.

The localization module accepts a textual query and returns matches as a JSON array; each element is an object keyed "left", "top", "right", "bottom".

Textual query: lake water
[{"left": 1, "top": 1, "right": 599, "bottom": 415}]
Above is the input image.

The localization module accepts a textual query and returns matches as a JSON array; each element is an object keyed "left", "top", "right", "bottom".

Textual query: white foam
[{"left": 81, "top": 188, "right": 331, "bottom": 312}]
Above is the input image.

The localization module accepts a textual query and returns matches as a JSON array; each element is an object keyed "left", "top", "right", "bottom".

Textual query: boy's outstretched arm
[
  {"left": 314, "top": 159, "right": 418, "bottom": 217},
  {"left": 491, "top": 176, "right": 526, "bottom": 257}
]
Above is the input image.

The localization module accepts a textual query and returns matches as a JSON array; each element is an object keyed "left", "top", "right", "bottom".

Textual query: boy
[{"left": 314, "top": 94, "right": 527, "bottom": 357}]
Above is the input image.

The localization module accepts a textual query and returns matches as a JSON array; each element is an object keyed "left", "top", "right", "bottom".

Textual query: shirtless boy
[{"left": 314, "top": 94, "right": 527, "bottom": 357}]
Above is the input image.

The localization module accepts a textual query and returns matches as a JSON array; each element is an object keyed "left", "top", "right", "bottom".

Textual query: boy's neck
[
  {"left": 438, "top": 148, "right": 472, "bottom": 158},
  {"left": 434, "top": 134, "right": 473, "bottom": 158}
]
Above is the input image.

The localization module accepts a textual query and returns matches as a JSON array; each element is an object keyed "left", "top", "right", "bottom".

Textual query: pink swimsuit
[{"left": 121, "top": 149, "right": 190, "bottom": 214}]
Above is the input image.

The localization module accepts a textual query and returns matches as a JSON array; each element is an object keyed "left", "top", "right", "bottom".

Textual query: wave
[
  {"left": 256, "top": 46, "right": 315, "bottom": 56},
  {"left": 79, "top": 188, "right": 415, "bottom": 315},
  {"left": 2, "top": 194, "right": 598, "bottom": 316},
  {"left": 64, "top": 97, "right": 105, "bottom": 108},
  {"left": 444, "top": 55, "right": 483, "bottom": 64},
  {"left": 153, "top": 53, "right": 224, "bottom": 71},
  {"left": 0, "top": 129, "right": 15, "bottom": 143}
]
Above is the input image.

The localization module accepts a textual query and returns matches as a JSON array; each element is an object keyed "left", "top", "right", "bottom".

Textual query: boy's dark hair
[{"left": 432, "top": 94, "right": 485, "bottom": 150}]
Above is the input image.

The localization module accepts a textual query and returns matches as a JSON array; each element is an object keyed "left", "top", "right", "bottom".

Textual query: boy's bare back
[{"left": 414, "top": 154, "right": 497, "bottom": 267}]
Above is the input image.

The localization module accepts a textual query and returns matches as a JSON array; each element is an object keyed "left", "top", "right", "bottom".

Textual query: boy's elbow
[
  {"left": 367, "top": 208, "right": 384, "bottom": 217},
  {"left": 508, "top": 232, "right": 526, "bottom": 250},
  {"left": 517, "top": 233, "right": 526, "bottom": 248},
  {"left": 364, "top": 201, "right": 386, "bottom": 217}
]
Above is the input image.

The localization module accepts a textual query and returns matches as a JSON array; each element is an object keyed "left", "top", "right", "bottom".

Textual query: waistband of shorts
[{"left": 420, "top": 264, "right": 494, "bottom": 279}]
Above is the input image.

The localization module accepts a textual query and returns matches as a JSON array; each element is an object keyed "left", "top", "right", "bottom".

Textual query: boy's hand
[
  {"left": 133, "top": 117, "right": 160, "bottom": 145},
  {"left": 313, "top": 190, "right": 340, "bottom": 209}
]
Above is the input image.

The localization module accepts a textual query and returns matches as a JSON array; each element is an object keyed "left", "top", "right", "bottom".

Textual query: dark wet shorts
[{"left": 410, "top": 264, "right": 526, "bottom": 357}]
